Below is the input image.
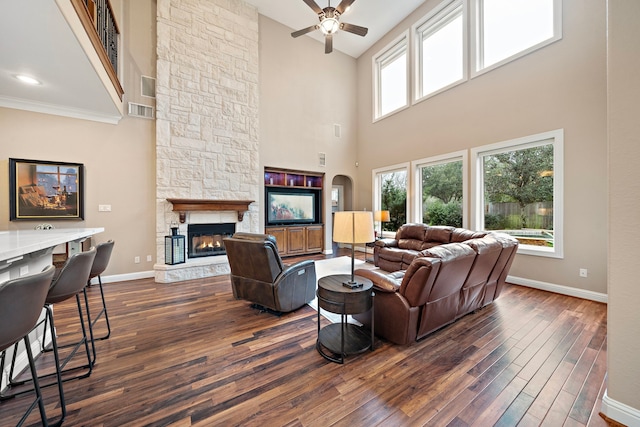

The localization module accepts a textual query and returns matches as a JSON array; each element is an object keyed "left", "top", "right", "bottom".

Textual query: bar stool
[
  {"left": 7, "top": 247, "right": 97, "bottom": 398},
  {"left": 87, "top": 240, "right": 114, "bottom": 341},
  {"left": 85, "top": 240, "right": 114, "bottom": 367},
  {"left": 0, "top": 265, "right": 56, "bottom": 427}
]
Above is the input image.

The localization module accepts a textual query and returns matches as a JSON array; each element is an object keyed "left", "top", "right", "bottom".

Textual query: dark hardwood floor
[{"left": 1, "top": 250, "right": 610, "bottom": 426}]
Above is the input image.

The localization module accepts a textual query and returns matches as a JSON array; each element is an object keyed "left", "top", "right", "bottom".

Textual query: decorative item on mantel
[{"left": 165, "top": 221, "right": 185, "bottom": 265}]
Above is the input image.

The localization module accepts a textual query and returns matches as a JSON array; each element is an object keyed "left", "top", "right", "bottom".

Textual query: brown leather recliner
[{"left": 224, "top": 232, "right": 316, "bottom": 313}]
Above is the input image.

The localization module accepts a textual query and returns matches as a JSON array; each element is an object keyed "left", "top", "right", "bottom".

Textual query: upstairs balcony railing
[{"left": 71, "top": 0, "right": 124, "bottom": 100}]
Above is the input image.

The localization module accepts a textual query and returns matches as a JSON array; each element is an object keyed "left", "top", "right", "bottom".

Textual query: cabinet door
[
  {"left": 266, "top": 227, "right": 287, "bottom": 255},
  {"left": 287, "top": 227, "right": 306, "bottom": 254},
  {"left": 306, "top": 225, "right": 323, "bottom": 253}
]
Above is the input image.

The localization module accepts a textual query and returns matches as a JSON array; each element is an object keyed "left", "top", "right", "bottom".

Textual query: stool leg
[
  {"left": 77, "top": 291, "right": 95, "bottom": 373},
  {"left": 20, "top": 335, "right": 49, "bottom": 427},
  {"left": 45, "top": 305, "right": 67, "bottom": 427},
  {"left": 91, "top": 275, "right": 111, "bottom": 341}
]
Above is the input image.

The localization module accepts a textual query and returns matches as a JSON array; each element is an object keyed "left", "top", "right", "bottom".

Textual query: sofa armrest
[
  {"left": 375, "top": 238, "right": 398, "bottom": 248},
  {"left": 354, "top": 268, "right": 401, "bottom": 293}
]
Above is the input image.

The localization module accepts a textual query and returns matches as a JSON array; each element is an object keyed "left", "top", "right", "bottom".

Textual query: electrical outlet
[
  {"left": 579, "top": 268, "right": 588, "bottom": 278},
  {"left": 19, "top": 265, "right": 29, "bottom": 276},
  {"left": 146, "top": 255, "right": 152, "bottom": 262},
  {"left": 134, "top": 256, "right": 140, "bottom": 264},
  {"left": 98, "top": 204, "right": 112, "bottom": 212}
]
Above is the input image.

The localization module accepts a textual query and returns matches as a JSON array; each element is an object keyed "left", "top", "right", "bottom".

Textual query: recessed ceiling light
[{"left": 15, "top": 74, "right": 41, "bottom": 85}]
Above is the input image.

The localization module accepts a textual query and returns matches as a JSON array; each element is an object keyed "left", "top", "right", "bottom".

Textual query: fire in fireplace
[{"left": 187, "top": 223, "right": 235, "bottom": 258}]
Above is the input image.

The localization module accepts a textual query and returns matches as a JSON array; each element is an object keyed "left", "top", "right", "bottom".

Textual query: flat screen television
[{"left": 266, "top": 188, "right": 320, "bottom": 225}]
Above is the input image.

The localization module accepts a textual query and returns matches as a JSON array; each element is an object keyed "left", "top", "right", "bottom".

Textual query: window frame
[
  {"left": 471, "top": 129, "right": 564, "bottom": 258},
  {"left": 372, "top": 162, "right": 411, "bottom": 237},
  {"left": 412, "top": 0, "right": 468, "bottom": 104},
  {"left": 372, "top": 31, "right": 410, "bottom": 122},
  {"left": 470, "top": 0, "right": 563, "bottom": 77},
  {"left": 411, "top": 150, "right": 468, "bottom": 228}
]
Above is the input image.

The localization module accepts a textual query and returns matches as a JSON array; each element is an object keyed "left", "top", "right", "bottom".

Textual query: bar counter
[{"left": 0, "top": 228, "right": 104, "bottom": 282}]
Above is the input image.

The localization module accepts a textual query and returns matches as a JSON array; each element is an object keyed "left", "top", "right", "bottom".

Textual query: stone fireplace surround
[{"left": 155, "top": 1, "right": 260, "bottom": 283}]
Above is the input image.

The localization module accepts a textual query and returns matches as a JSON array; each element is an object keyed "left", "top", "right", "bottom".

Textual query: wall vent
[
  {"left": 141, "top": 76, "right": 156, "bottom": 98},
  {"left": 128, "top": 102, "right": 154, "bottom": 119},
  {"left": 319, "top": 152, "right": 326, "bottom": 167}
]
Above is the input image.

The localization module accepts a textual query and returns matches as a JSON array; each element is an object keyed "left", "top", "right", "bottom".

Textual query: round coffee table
[{"left": 316, "top": 274, "right": 374, "bottom": 364}]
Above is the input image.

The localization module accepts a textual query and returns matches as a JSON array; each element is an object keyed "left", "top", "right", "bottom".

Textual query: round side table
[{"left": 316, "top": 274, "right": 374, "bottom": 364}]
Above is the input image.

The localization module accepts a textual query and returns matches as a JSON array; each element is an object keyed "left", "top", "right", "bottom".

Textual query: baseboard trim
[
  {"left": 601, "top": 389, "right": 640, "bottom": 427},
  {"left": 90, "top": 270, "right": 154, "bottom": 285},
  {"left": 507, "top": 275, "right": 608, "bottom": 303},
  {"left": 92, "top": 270, "right": 609, "bottom": 305}
]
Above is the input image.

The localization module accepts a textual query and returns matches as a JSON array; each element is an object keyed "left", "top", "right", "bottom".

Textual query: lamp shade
[
  {"left": 374, "top": 210, "right": 390, "bottom": 222},
  {"left": 333, "top": 211, "right": 375, "bottom": 244}
]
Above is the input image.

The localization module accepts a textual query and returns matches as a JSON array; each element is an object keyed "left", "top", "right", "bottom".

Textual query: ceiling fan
[{"left": 291, "top": 0, "right": 369, "bottom": 54}]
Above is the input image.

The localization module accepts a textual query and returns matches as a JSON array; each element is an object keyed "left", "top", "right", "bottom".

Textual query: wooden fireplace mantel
[{"left": 166, "top": 199, "right": 254, "bottom": 222}]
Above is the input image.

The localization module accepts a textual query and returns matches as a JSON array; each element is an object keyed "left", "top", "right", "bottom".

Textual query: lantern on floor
[{"left": 165, "top": 231, "right": 185, "bottom": 265}]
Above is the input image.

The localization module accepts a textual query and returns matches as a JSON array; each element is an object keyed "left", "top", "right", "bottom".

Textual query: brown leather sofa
[
  {"left": 354, "top": 225, "right": 518, "bottom": 345},
  {"left": 374, "top": 224, "right": 488, "bottom": 271},
  {"left": 224, "top": 233, "right": 316, "bottom": 313}
]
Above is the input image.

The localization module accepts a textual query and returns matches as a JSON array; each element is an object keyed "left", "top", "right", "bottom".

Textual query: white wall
[
  {"left": 257, "top": 16, "right": 359, "bottom": 251},
  {"left": 604, "top": 0, "right": 640, "bottom": 423},
  {"left": 0, "top": 0, "right": 157, "bottom": 280},
  {"left": 354, "top": 0, "right": 608, "bottom": 296}
]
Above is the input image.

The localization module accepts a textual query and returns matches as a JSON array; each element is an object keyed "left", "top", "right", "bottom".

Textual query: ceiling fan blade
[
  {"left": 303, "top": 0, "right": 324, "bottom": 15},
  {"left": 325, "top": 34, "right": 333, "bottom": 54},
  {"left": 291, "top": 25, "right": 319, "bottom": 38},
  {"left": 340, "top": 22, "right": 368, "bottom": 37},
  {"left": 335, "top": 0, "right": 356, "bottom": 15}
]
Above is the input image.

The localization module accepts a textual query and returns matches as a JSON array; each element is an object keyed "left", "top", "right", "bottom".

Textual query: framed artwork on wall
[{"left": 9, "top": 158, "right": 85, "bottom": 221}]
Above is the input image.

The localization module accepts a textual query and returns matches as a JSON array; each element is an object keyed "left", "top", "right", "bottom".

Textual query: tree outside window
[
  {"left": 482, "top": 143, "right": 554, "bottom": 246},
  {"left": 380, "top": 171, "right": 407, "bottom": 232},
  {"left": 421, "top": 160, "right": 463, "bottom": 227}
]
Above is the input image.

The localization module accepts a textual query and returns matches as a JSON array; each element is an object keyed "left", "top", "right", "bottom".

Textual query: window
[
  {"left": 472, "top": 130, "right": 563, "bottom": 258},
  {"left": 36, "top": 165, "right": 79, "bottom": 195},
  {"left": 474, "top": 0, "right": 561, "bottom": 73},
  {"left": 373, "top": 164, "right": 409, "bottom": 235},
  {"left": 413, "top": 151, "right": 467, "bottom": 228},
  {"left": 414, "top": 0, "right": 466, "bottom": 101},
  {"left": 373, "top": 32, "right": 409, "bottom": 120}
]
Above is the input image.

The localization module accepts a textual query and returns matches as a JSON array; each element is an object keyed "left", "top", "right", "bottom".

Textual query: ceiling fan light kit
[{"left": 291, "top": 0, "right": 368, "bottom": 54}]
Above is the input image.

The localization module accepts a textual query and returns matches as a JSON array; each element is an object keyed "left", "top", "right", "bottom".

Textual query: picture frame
[{"left": 9, "top": 158, "right": 85, "bottom": 221}]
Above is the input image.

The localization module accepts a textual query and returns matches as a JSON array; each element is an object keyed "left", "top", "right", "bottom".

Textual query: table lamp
[
  {"left": 374, "top": 210, "right": 390, "bottom": 239},
  {"left": 333, "top": 211, "right": 375, "bottom": 288}
]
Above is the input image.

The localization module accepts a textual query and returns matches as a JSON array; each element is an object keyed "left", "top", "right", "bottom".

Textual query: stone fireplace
[
  {"left": 154, "top": 1, "right": 259, "bottom": 283},
  {"left": 154, "top": 200, "right": 255, "bottom": 283},
  {"left": 187, "top": 223, "right": 235, "bottom": 259}
]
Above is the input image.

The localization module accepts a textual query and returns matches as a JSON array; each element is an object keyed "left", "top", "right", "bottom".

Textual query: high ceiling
[
  {"left": 244, "top": 0, "right": 426, "bottom": 58},
  {"left": 0, "top": 1, "right": 426, "bottom": 123}
]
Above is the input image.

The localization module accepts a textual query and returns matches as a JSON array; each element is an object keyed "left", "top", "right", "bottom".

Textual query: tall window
[
  {"left": 474, "top": 0, "right": 560, "bottom": 72},
  {"left": 414, "top": 152, "right": 466, "bottom": 228},
  {"left": 373, "top": 33, "right": 408, "bottom": 119},
  {"left": 414, "top": 0, "right": 466, "bottom": 101},
  {"left": 472, "top": 130, "right": 563, "bottom": 258},
  {"left": 373, "top": 165, "right": 408, "bottom": 234}
]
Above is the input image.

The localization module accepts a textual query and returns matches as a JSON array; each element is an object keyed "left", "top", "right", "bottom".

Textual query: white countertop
[{"left": 0, "top": 228, "right": 104, "bottom": 263}]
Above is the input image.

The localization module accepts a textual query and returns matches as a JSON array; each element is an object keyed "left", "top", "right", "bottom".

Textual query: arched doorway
[{"left": 330, "top": 174, "right": 353, "bottom": 254}]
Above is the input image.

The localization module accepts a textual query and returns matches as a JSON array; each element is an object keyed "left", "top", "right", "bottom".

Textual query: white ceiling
[
  {"left": 244, "top": 0, "right": 426, "bottom": 58},
  {"left": 0, "top": 0, "right": 426, "bottom": 123},
  {"left": 0, "top": 0, "right": 122, "bottom": 123}
]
